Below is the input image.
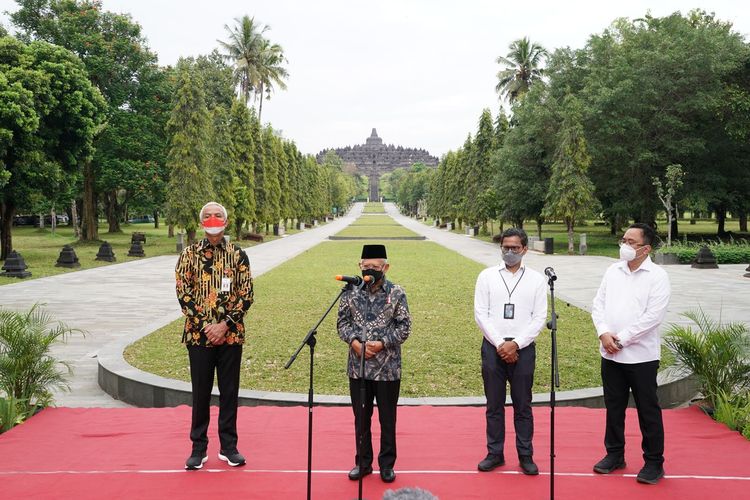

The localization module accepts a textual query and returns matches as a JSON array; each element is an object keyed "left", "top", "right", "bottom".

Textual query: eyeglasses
[{"left": 501, "top": 246, "right": 523, "bottom": 254}]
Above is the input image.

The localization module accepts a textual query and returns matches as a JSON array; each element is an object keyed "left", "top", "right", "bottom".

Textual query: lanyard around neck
[{"left": 499, "top": 267, "right": 525, "bottom": 302}]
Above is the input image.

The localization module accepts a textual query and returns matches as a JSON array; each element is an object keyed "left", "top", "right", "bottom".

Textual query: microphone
[
  {"left": 544, "top": 267, "right": 557, "bottom": 282},
  {"left": 335, "top": 275, "right": 372, "bottom": 286}
]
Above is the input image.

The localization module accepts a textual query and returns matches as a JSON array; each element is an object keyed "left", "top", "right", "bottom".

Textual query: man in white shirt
[
  {"left": 591, "top": 223, "right": 671, "bottom": 485},
  {"left": 474, "top": 228, "right": 547, "bottom": 475}
]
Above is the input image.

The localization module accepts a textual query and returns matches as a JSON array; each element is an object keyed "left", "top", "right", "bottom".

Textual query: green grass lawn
[
  {"left": 126, "top": 212, "right": 637, "bottom": 396},
  {"left": 362, "top": 202, "right": 386, "bottom": 213},
  {"left": 334, "top": 223, "right": 420, "bottom": 238},
  {"left": 349, "top": 215, "right": 402, "bottom": 226},
  {"left": 0, "top": 222, "right": 292, "bottom": 286}
]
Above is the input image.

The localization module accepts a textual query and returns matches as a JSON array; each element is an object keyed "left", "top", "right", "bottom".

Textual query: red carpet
[{"left": 0, "top": 405, "right": 747, "bottom": 499}]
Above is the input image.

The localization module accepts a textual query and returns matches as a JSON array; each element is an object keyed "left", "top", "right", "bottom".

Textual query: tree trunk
[
  {"left": 257, "top": 84, "right": 264, "bottom": 124},
  {"left": 105, "top": 190, "right": 122, "bottom": 233},
  {"left": 187, "top": 229, "right": 196, "bottom": 243},
  {"left": 0, "top": 202, "right": 15, "bottom": 260},
  {"left": 536, "top": 217, "right": 543, "bottom": 239},
  {"left": 168, "top": 224, "right": 174, "bottom": 238},
  {"left": 153, "top": 210, "right": 159, "bottom": 229},
  {"left": 739, "top": 209, "right": 747, "bottom": 232},
  {"left": 670, "top": 207, "right": 679, "bottom": 243},
  {"left": 716, "top": 205, "right": 727, "bottom": 235},
  {"left": 81, "top": 161, "right": 99, "bottom": 241},
  {"left": 567, "top": 219, "right": 575, "bottom": 255}
]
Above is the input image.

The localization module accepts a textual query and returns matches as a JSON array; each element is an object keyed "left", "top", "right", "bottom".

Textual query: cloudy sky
[{"left": 2, "top": 1, "right": 748, "bottom": 157}]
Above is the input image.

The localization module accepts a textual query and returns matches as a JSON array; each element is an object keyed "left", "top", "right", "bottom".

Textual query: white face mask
[
  {"left": 619, "top": 244, "right": 637, "bottom": 262},
  {"left": 204, "top": 226, "right": 225, "bottom": 236}
]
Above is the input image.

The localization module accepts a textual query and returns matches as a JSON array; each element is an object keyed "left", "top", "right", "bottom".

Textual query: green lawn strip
[
  {"left": 362, "top": 202, "right": 386, "bottom": 213},
  {"left": 0, "top": 223, "right": 310, "bottom": 286},
  {"left": 349, "top": 215, "right": 402, "bottom": 226},
  {"left": 334, "top": 224, "right": 420, "bottom": 238},
  {"left": 125, "top": 239, "right": 654, "bottom": 397}
]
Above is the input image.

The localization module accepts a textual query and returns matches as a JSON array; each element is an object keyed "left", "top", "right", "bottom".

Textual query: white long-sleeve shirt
[
  {"left": 591, "top": 256, "right": 671, "bottom": 364},
  {"left": 474, "top": 263, "right": 548, "bottom": 349}
]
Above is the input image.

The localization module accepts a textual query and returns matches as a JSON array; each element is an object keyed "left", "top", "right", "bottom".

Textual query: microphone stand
[
  {"left": 286, "top": 283, "right": 352, "bottom": 500},
  {"left": 355, "top": 285, "right": 371, "bottom": 500},
  {"left": 546, "top": 275, "right": 560, "bottom": 500}
]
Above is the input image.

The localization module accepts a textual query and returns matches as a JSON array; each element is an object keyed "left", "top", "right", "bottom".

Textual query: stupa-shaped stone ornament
[
  {"left": 55, "top": 245, "right": 81, "bottom": 268},
  {"left": 127, "top": 240, "right": 145, "bottom": 257},
  {"left": 96, "top": 241, "right": 116, "bottom": 262},
  {"left": 691, "top": 245, "right": 719, "bottom": 269},
  {"left": 1, "top": 250, "right": 32, "bottom": 278}
]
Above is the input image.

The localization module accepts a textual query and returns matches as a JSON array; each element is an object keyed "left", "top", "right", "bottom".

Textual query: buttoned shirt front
[
  {"left": 591, "top": 256, "right": 671, "bottom": 364},
  {"left": 175, "top": 238, "right": 254, "bottom": 346},
  {"left": 337, "top": 280, "right": 411, "bottom": 381},
  {"left": 474, "top": 262, "right": 547, "bottom": 349}
]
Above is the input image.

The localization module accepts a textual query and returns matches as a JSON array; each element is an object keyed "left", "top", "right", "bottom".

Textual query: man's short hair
[
  {"left": 629, "top": 223, "right": 656, "bottom": 247},
  {"left": 199, "top": 202, "right": 228, "bottom": 221},
  {"left": 499, "top": 227, "right": 528, "bottom": 247}
]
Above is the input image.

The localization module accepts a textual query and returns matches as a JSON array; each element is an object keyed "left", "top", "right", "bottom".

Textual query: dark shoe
[
  {"left": 218, "top": 450, "right": 246, "bottom": 467},
  {"left": 185, "top": 451, "right": 207, "bottom": 470},
  {"left": 519, "top": 455, "right": 539, "bottom": 475},
  {"left": 593, "top": 454, "right": 626, "bottom": 474},
  {"left": 380, "top": 468, "right": 396, "bottom": 483},
  {"left": 636, "top": 464, "right": 664, "bottom": 484},
  {"left": 348, "top": 464, "right": 373, "bottom": 480},
  {"left": 478, "top": 454, "right": 505, "bottom": 472}
]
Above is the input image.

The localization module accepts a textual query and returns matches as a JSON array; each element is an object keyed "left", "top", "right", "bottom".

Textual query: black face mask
[{"left": 362, "top": 268, "right": 384, "bottom": 284}]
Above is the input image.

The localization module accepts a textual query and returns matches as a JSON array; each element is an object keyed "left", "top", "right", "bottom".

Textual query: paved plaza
[{"left": 0, "top": 202, "right": 747, "bottom": 407}]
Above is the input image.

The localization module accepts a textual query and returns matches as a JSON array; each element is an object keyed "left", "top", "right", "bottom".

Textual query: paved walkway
[
  {"left": 1, "top": 202, "right": 747, "bottom": 407},
  {"left": 0, "top": 206, "right": 362, "bottom": 407}
]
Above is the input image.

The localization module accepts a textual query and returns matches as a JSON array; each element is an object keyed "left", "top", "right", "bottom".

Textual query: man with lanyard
[
  {"left": 474, "top": 228, "right": 547, "bottom": 475},
  {"left": 337, "top": 244, "right": 412, "bottom": 484},
  {"left": 175, "top": 202, "right": 254, "bottom": 470},
  {"left": 591, "top": 223, "right": 670, "bottom": 484}
]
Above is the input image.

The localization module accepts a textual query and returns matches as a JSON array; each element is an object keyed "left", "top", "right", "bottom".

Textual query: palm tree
[
  {"left": 255, "top": 39, "right": 288, "bottom": 124},
  {"left": 217, "top": 15, "right": 269, "bottom": 105},
  {"left": 495, "top": 37, "right": 548, "bottom": 104}
]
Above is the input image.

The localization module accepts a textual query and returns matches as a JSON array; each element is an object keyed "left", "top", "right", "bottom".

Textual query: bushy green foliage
[
  {"left": 657, "top": 239, "right": 750, "bottom": 264},
  {"left": 714, "top": 390, "right": 750, "bottom": 438},
  {"left": 0, "top": 304, "right": 79, "bottom": 414},
  {"left": 665, "top": 310, "right": 750, "bottom": 409},
  {"left": 0, "top": 395, "right": 28, "bottom": 433}
]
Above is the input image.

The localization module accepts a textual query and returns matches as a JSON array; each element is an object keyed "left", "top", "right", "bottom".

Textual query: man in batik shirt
[
  {"left": 175, "top": 202, "right": 253, "bottom": 470},
  {"left": 337, "top": 244, "right": 411, "bottom": 484}
]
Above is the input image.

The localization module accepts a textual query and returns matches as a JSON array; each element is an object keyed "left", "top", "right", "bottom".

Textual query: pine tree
[
  {"left": 543, "top": 96, "right": 599, "bottom": 253},
  {"left": 209, "top": 106, "right": 238, "bottom": 229},
  {"left": 261, "top": 126, "right": 281, "bottom": 230},
  {"left": 165, "top": 66, "right": 214, "bottom": 242},
  {"left": 229, "top": 99, "right": 256, "bottom": 238}
]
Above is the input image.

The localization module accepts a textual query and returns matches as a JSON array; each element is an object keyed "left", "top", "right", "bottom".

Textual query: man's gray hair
[
  {"left": 382, "top": 487, "right": 438, "bottom": 500},
  {"left": 199, "top": 202, "right": 228, "bottom": 220}
]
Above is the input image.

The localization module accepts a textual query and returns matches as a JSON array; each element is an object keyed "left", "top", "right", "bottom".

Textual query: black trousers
[
  {"left": 349, "top": 378, "right": 400, "bottom": 470},
  {"left": 601, "top": 358, "right": 664, "bottom": 466},
  {"left": 187, "top": 344, "right": 243, "bottom": 453},
  {"left": 481, "top": 338, "right": 535, "bottom": 457}
]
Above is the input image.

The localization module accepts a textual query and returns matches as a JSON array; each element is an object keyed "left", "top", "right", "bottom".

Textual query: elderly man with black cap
[{"left": 337, "top": 244, "right": 412, "bottom": 484}]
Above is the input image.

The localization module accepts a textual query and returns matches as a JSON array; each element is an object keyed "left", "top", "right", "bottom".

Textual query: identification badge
[
  {"left": 503, "top": 303, "right": 515, "bottom": 319},
  {"left": 221, "top": 277, "right": 231, "bottom": 292}
]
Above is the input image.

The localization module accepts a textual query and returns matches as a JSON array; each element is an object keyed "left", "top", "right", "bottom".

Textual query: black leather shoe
[
  {"left": 519, "top": 455, "right": 539, "bottom": 475},
  {"left": 185, "top": 452, "right": 207, "bottom": 470},
  {"left": 636, "top": 464, "right": 664, "bottom": 484},
  {"left": 478, "top": 454, "right": 505, "bottom": 472},
  {"left": 593, "top": 454, "right": 626, "bottom": 474},
  {"left": 348, "top": 465, "right": 373, "bottom": 480},
  {"left": 218, "top": 450, "right": 246, "bottom": 467},
  {"left": 380, "top": 468, "right": 396, "bottom": 483}
]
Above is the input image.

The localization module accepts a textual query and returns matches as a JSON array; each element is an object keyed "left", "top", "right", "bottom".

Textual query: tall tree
[
  {"left": 218, "top": 15, "right": 269, "bottom": 105},
  {"left": 260, "top": 126, "right": 281, "bottom": 229},
  {"left": 496, "top": 37, "right": 548, "bottom": 104},
  {"left": 543, "top": 96, "right": 599, "bottom": 254},
  {"left": 164, "top": 66, "right": 213, "bottom": 242},
  {"left": 255, "top": 38, "right": 288, "bottom": 123},
  {"left": 228, "top": 99, "right": 256, "bottom": 238},
  {"left": 0, "top": 36, "right": 106, "bottom": 259}
]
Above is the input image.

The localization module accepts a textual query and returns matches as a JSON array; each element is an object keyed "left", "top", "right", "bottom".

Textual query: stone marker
[
  {"left": 691, "top": 245, "right": 718, "bottom": 269},
  {"left": 1, "top": 250, "right": 31, "bottom": 278},
  {"left": 131, "top": 232, "right": 146, "bottom": 244},
  {"left": 176, "top": 232, "right": 185, "bottom": 253},
  {"left": 95, "top": 241, "right": 116, "bottom": 262},
  {"left": 55, "top": 245, "right": 81, "bottom": 268},
  {"left": 579, "top": 233, "right": 588, "bottom": 255},
  {"left": 127, "top": 240, "right": 145, "bottom": 257},
  {"left": 744, "top": 263, "right": 750, "bottom": 278}
]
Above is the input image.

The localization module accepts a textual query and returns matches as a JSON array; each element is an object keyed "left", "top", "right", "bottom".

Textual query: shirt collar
[
  {"left": 617, "top": 255, "right": 654, "bottom": 274},
  {"left": 200, "top": 237, "right": 227, "bottom": 250},
  {"left": 499, "top": 261, "right": 526, "bottom": 274}
]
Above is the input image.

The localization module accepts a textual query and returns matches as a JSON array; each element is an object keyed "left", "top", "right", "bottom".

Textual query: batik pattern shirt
[
  {"left": 337, "top": 280, "right": 411, "bottom": 381},
  {"left": 175, "top": 238, "right": 254, "bottom": 347}
]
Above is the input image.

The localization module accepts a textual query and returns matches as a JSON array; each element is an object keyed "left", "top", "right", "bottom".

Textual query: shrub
[
  {"left": 657, "top": 238, "right": 750, "bottom": 264},
  {"left": 0, "top": 304, "right": 80, "bottom": 415},
  {"left": 0, "top": 396, "right": 28, "bottom": 434},
  {"left": 714, "top": 390, "right": 750, "bottom": 436},
  {"left": 664, "top": 309, "right": 750, "bottom": 409}
]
